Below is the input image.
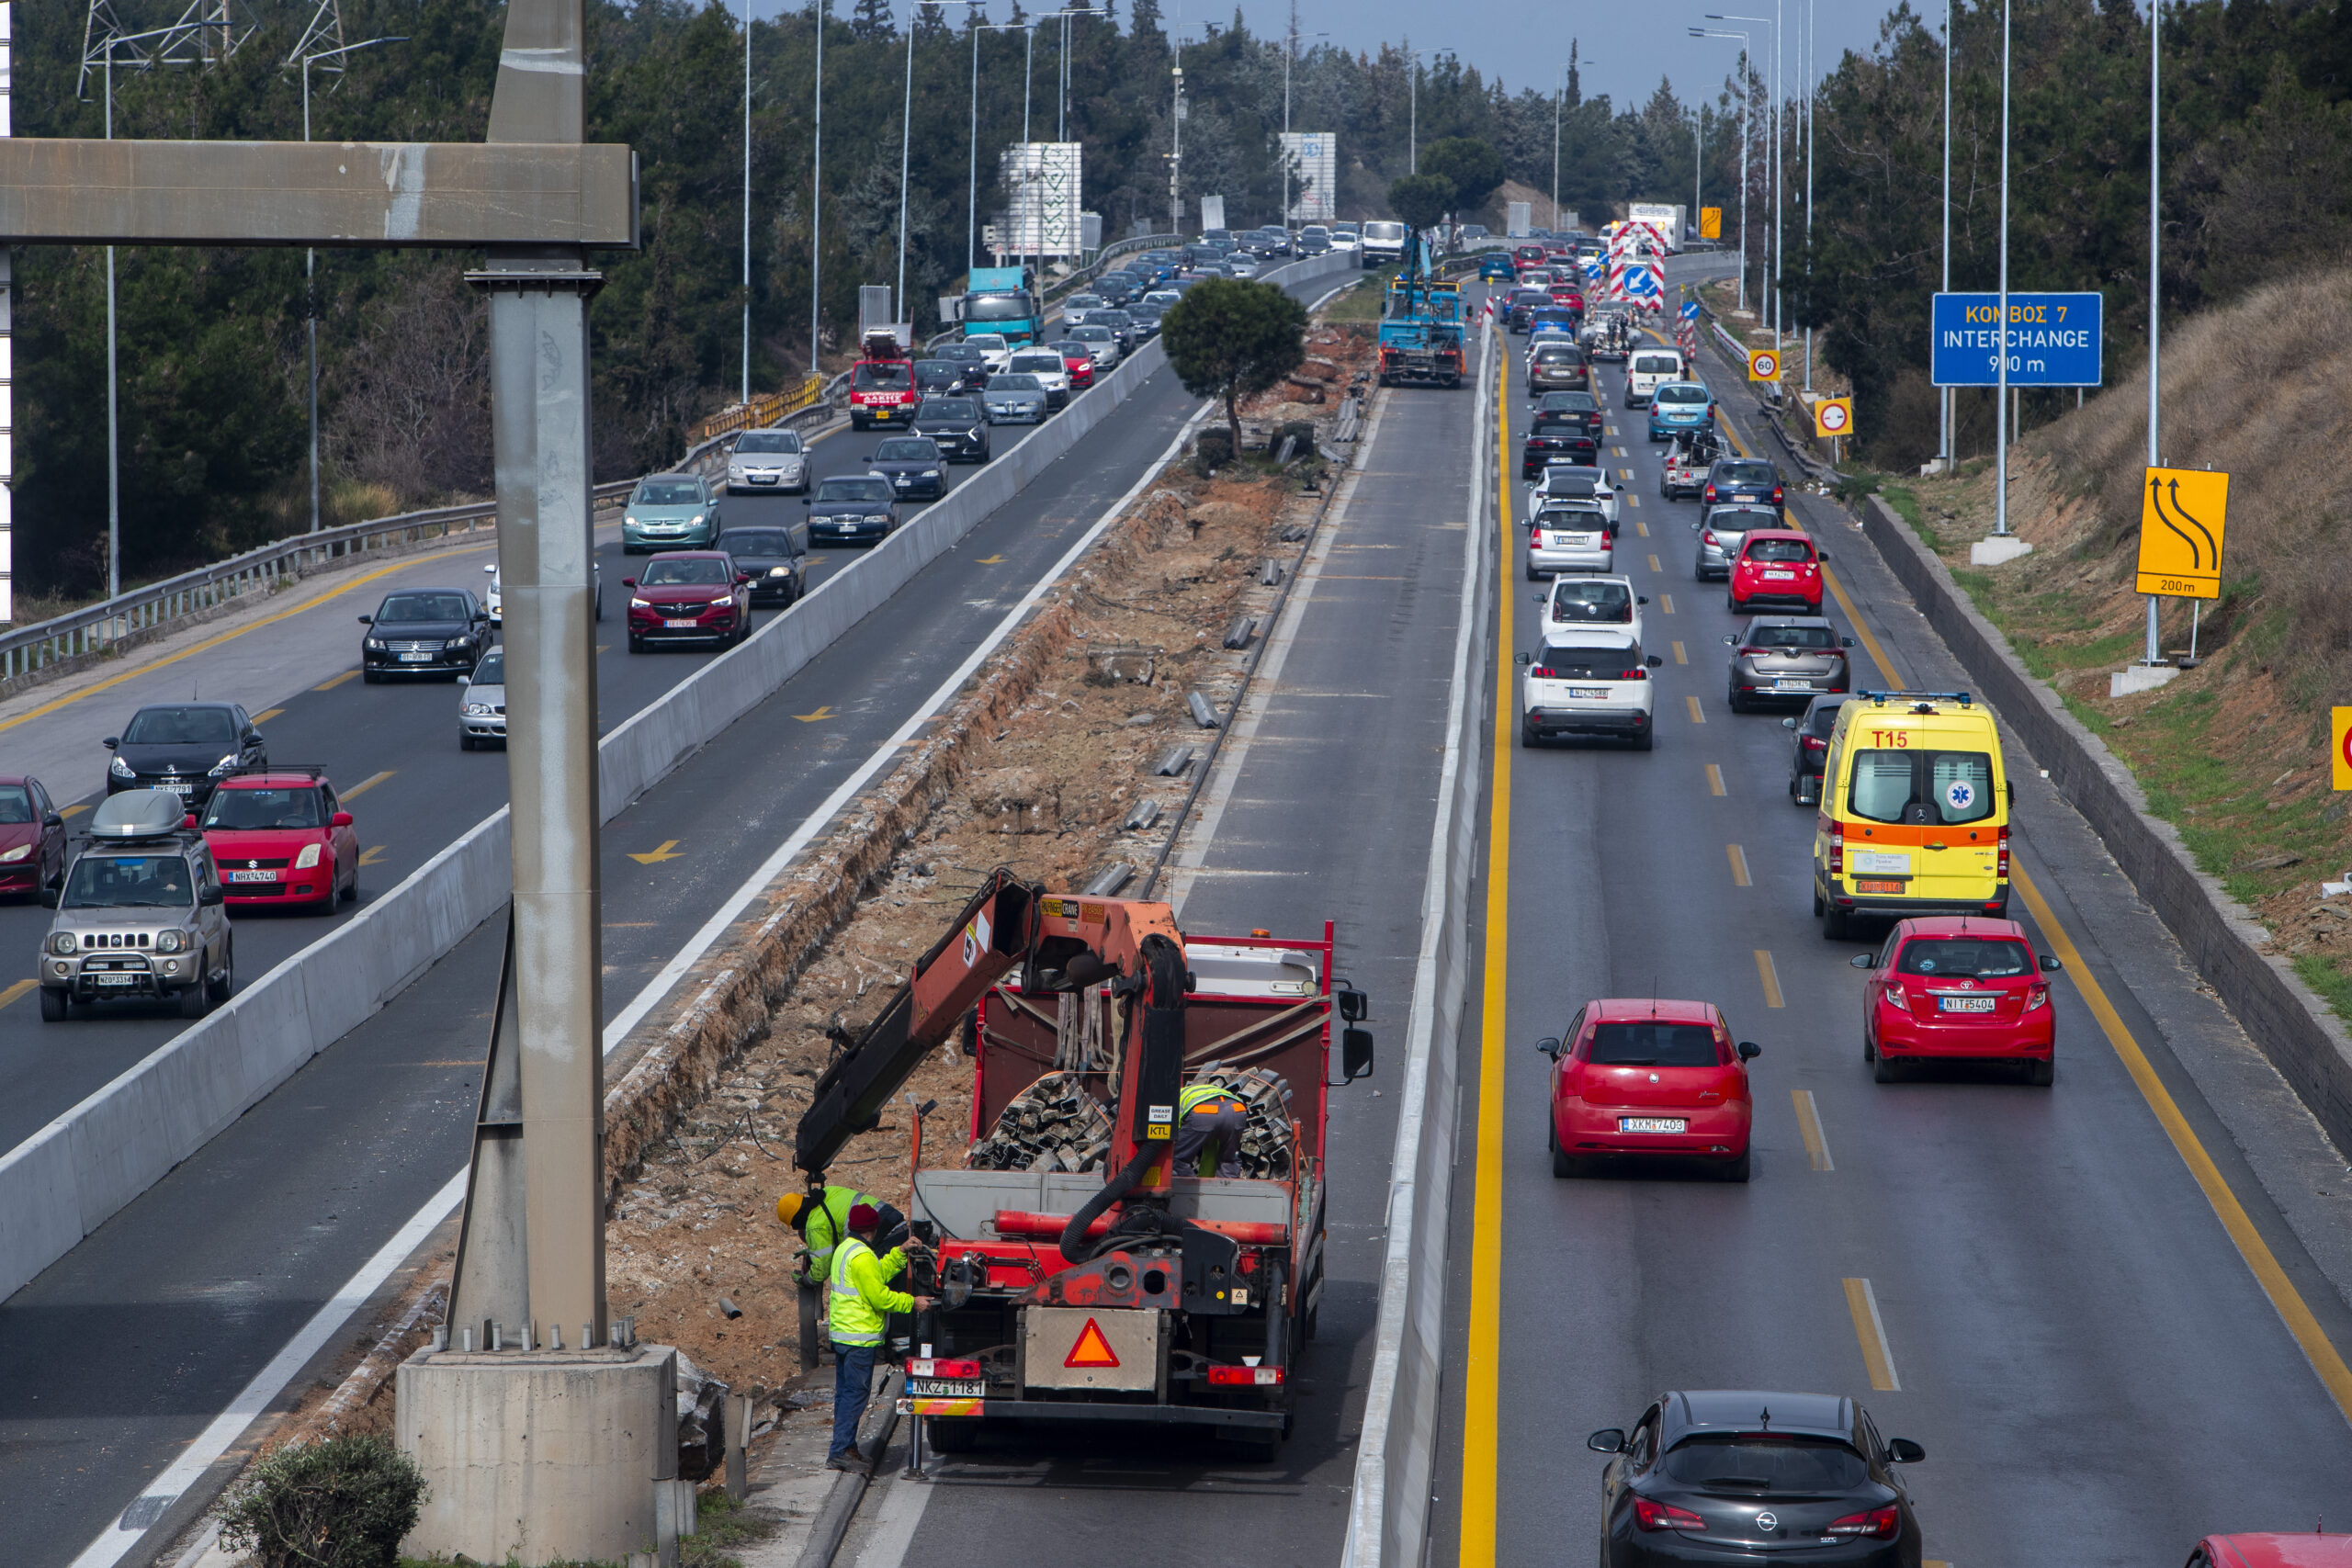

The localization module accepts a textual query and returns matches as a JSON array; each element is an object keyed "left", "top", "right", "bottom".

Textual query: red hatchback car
[
  {"left": 2188, "top": 1536, "right": 2352, "bottom": 1568},
  {"left": 1540, "top": 998, "right": 1762, "bottom": 1181},
  {"left": 625, "top": 551, "right": 752, "bottom": 652},
  {"left": 198, "top": 766, "right": 357, "bottom": 912},
  {"left": 1852, "top": 916, "right": 2062, "bottom": 1084},
  {"left": 0, "top": 775, "right": 68, "bottom": 898},
  {"left": 1056, "top": 342, "right": 1097, "bottom": 391},
  {"left": 1727, "top": 529, "right": 1826, "bottom": 615}
]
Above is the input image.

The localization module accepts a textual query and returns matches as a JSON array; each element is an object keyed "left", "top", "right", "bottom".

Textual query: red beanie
[{"left": 848, "top": 1203, "right": 880, "bottom": 1231}]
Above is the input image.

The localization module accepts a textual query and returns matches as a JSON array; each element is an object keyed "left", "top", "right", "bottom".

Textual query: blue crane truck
[
  {"left": 960, "top": 266, "right": 1044, "bottom": 346},
  {"left": 1376, "top": 238, "right": 1464, "bottom": 389}
]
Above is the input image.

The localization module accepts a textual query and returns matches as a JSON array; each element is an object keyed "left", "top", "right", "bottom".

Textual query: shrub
[{"left": 219, "top": 1435, "right": 427, "bottom": 1568}]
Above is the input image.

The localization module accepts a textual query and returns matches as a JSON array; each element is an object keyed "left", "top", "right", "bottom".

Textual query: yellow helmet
[{"left": 775, "top": 1191, "right": 806, "bottom": 1227}]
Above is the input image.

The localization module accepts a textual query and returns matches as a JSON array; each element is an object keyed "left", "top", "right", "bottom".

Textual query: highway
[
  {"left": 1437, "top": 294, "right": 2352, "bottom": 1564},
  {"left": 0, "top": 265, "right": 1342, "bottom": 1561}
]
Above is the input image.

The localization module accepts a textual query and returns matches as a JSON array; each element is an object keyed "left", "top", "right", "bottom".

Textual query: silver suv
[{"left": 39, "top": 789, "right": 232, "bottom": 1021}]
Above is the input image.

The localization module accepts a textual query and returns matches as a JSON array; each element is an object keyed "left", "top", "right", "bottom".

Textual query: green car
[{"left": 621, "top": 475, "right": 721, "bottom": 555}]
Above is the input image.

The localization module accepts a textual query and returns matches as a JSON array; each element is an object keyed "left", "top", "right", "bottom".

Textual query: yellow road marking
[
  {"left": 0, "top": 553, "right": 481, "bottom": 739},
  {"left": 1621, "top": 468, "right": 1634, "bottom": 482},
  {"left": 976, "top": 554, "right": 1007, "bottom": 564},
  {"left": 597, "top": 644, "right": 611, "bottom": 655},
  {"left": 1754, "top": 948, "right": 1783, "bottom": 1008},
  {"left": 1706, "top": 762, "right": 1725, "bottom": 796},
  {"left": 1728, "top": 843, "right": 1751, "bottom": 886},
  {"left": 795, "top": 705, "right": 835, "bottom": 723},
  {"left": 61, "top": 803, "right": 89, "bottom": 818},
  {"left": 1627, "top": 493, "right": 1641, "bottom": 509},
  {"left": 627, "top": 839, "right": 685, "bottom": 864},
  {"left": 357, "top": 845, "right": 388, "bottom": 867},
  {"left": 1843, "top": 1277, "right": 1902, "bottom": 1390},
  {"left": 251, "top": 707, "right": 284, "bottom": 724},
  {"left": 0, "top": 978, "right": 36, "bottom": 1010},
  {"left": 1459, "top": 336, "right": 1514, "bottom": 1568},
  {"left": 1792, "top": 1089, "right": 1834, "bottom": 1171},
  {"left": 1671, "top": 641, "right": 1687, "bottom": 665},
  {"left": 1612, "top": 446, "right": 1626, "bottom": 457},
  {"left": 1647, "top": 554, "right": 1662, "bottom": 574},
  {"left": 1635, "top": 520, "right": 1649, "bottom": 537},
  {"left": 1686, "top": 694, "right": 1704, "bottom": 725},
  {"left": 1660, "top": 593, "right": 1676, "bottom": 615},
  {"left": 339, "top": 771, "right": 394, "bottom": 802},
  {"left": 2017, "top": 865, "right": 2352, "bottom": 1426},
  {"left": 314, "top": 669, "right": 360, "bottom": 691}
]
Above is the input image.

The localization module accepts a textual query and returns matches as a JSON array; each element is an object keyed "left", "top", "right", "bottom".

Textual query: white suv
[
  {"left": 1518, "top": 632, "right": 1663, "bottom": 750},
  {"left": 1540, "top": 573, "right": 1646, "bottom": 645},
  {"left": 1526, "top": 502, "right": 1613, "bottom": 579},
  {"left": 1626, "top": 348, "right": 1687, "bottom": 407}
]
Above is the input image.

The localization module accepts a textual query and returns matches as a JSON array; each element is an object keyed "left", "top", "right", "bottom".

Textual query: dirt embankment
[{"left": 1876, "top": 265, "right": 2352, "bottom": 1017}]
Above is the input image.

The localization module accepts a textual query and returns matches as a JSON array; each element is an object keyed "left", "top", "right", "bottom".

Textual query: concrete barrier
[
  {"left": 1859, "top": 494, "right": 2352, "bottom": 1159},
  {"left": 1341, "top": 324, "right": 1495, "bottom": 1568},
  {"left": 0, "top": 250, "right": 1355, "bottom": 1306}
]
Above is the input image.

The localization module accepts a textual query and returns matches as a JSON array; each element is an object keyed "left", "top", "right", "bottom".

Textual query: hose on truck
[{"left": 1057, "top": 1143, "right": 1157, "bottom": 1263}]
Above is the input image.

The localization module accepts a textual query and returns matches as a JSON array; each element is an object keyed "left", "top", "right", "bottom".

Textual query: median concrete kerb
[{"left": 1859, "top": 492, "right": 2352, "bottom": 1157}]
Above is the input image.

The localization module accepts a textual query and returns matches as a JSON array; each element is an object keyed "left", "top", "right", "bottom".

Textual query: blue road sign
[
  {"left": 1680, "top": 300, "right": 1702, "bottom": 320},
  {"left": 1931, "top": 292, "right": 2102, "bottom": 388}
]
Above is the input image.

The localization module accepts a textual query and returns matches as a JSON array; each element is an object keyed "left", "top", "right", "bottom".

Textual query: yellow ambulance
[{"left": 1812, "top": 691, "right": 2011, "bottom": 940}]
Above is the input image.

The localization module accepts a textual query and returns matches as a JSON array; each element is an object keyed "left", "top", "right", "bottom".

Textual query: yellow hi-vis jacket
[
  {"left": 828, "top": 1235, "right": 913, "bottom": 1347},
  {"left": 1179, "top": 1082, "right": 1248, "bottom": 1175},
  {"left": 799, "top": 1185, "right": 875, "bottom": 1285}
]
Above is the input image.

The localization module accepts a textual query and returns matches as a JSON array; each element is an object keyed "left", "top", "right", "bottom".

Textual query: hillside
[{"left": 1879, "top": 266, "right": 2352, "bottom": 1016}]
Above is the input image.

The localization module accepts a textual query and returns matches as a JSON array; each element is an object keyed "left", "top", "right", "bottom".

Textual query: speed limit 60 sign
[
  {"left": 1813, "top": 397, "right": 1852, "bottom": 438},
  {"left": 1748, "top": 348, "right": 1781, "bottom": 382}
]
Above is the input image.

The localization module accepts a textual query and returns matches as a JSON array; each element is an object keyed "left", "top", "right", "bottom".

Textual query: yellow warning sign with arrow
[{"left": 2135, "top": 467, "right": 2229, "bottom": 600}]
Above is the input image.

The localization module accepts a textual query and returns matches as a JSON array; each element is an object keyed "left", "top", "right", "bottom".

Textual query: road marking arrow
[
  {"left": 358, "top": 846, "right": 387, "bottom": 867},
  {"left": 628, "top": 840, "right": 684, "bottom": 864},
  {"left": 795, "top": 706, "right": 835, "bottom": 722},
  {"left": 975, "top": 555, "right": 1006, "bottom": 565}
]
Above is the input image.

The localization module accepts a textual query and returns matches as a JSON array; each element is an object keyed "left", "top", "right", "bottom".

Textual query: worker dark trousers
[
  {"left": 1170, "top": 1101, "right": 1247, "bottom": 1178},
  {"left": 829, "top": 1341, "right": 878, "bottom": 1463}
]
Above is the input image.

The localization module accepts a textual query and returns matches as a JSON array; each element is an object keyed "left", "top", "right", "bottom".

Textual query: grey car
[
  {"left": 725, "top": 427, "right": 809, "bottom": 495},
  {"left": 1782, "top": 694, "right": 1853, "bottom": 806},
  {"left": 1065, "top": 324, "right": 1120, "bottom": 368},
  {"left": 39, "top": 789, "right": 233, "bottom": 1021},
  {"left": 865, "top": 435, "right": 950, "bottom": 500},
  {"left": 1693, "top": 503, "right": 1781, "bottom": 581},
  {"left": 982, "top": 373, "right": 1050, "bottom": 424},
  {"left": 1091, "top": 309, "right": 1138, "bottom": 352},
  {"left": 715, "top": 525, "right": 808, "bottom": 606},
  {"left": 1061, "top": 293, "right": 1107, "bottom": 328},
  {"left": 458, "top": 648, "right": 506, "bottom": 750},
  {"left": 1724, "top": 616, "right": 1856, "bottom": 713}
]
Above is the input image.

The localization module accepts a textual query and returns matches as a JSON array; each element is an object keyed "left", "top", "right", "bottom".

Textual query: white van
[
  {"left": 1360, "top": 220, "right": 1409, "bottom": 268},
  {"left": 1625, "top": 347, "right": 1687, "bottom": 408}
]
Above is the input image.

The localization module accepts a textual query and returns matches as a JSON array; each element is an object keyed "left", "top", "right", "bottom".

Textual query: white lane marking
[
  {"left": 66, "top": 390, "right": 1219, "bottom": 1568},
  {"left": 853, "top": 1472, "right": 938, "bottom": 1568}
]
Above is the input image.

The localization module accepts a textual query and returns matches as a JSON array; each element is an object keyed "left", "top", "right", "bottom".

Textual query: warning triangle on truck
[{"left": 1063, "top": 1317, "right": 1121, "bottom": 1369}]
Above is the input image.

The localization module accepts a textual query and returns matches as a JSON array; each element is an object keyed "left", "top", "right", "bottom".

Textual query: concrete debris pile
[
  {"left": 1188, "top": 1064, "right": 1298, "bottom": 1179},
  {"left": 967, "top": 1070, "right": 1114, "bottom": 1173}
]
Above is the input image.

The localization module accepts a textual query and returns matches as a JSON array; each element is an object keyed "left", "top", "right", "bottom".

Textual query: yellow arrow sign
[
  {"left": 627, "top": 840, "right": 684, "bottom": 864},
  {"left": 358, "top": 845, "right": 387, "bottom": 867},
  {"left": 976, "top": 555, "right": 1006, "bottom": 565},
  {"left": 2134, "top": 466, "right": 2228, "bottom": 600},
  {"left": 795, "top": 705, "right": 835, "bottom": 723}
]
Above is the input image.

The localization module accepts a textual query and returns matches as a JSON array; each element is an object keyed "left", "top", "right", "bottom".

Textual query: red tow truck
[
  {"left": 848, "top": 328, "right": 918, "bottom": 432},
  {"left": 790, "top": 871, "right": 1373, "bottom": 1461}
]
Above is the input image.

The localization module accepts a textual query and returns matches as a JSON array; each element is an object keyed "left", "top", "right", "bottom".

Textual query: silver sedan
[
  {"left": 725, "top": 427, "right": 809, "bottom": 495},
  {"left": 982, "top": 372, "right": 1050, "bottom": 424},
  {"left": 1692, "top": 503, "right": 1780, "bottom": 581}
]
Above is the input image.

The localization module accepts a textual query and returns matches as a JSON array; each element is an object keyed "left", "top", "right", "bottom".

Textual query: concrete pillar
[{"left": 397, "top": 1342, "right": 678, "bottom": 1565}]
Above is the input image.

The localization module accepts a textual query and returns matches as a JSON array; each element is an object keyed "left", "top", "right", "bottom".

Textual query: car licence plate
[
  {"left": 910, "top": 1378, "right": 987, "bottom": 1397},
  {"left": 1568, "top": 686, "right": 1610, "bottom": 699},
  {"left": 93, "top": 973, "right": 138, "bottom": 987},
  {"left": 1774, "top": 678, "right": 1813, "bottom": 690},
  {"left": 1855, "top": 878, "right": 1906, "bottom": 894},
  {"left": 398, "top": 651, "right": 434, "bottom": 662},
  {"left": 1939, "top": 995, "right": 1997, "bottom": 1013},
  {"left": 664, "top": 618, "right": 701, "bottom": 628},
  {"left": 832, "top": 524, "right": 859, "bottom": 533},
  {"left": 1764, "top": 570, "right": 1796, "bottom": 580},
  {"left": 1620, "top": 1117, "right": 1687, "bottom": 1134},
  {"left": 155, "top": 779, "right": 193, "bottom": 794},
  {"left": 229, "top": 869, "right": 277, "bottom": 883}
]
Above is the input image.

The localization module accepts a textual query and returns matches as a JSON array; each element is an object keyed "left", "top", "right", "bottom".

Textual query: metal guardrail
[{"left": 696, "top": 373, "right": 828, "bottom": 443}]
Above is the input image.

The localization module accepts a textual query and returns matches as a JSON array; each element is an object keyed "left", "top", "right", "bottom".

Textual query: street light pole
[
  {"left": 1691, "top": 28, "right": 1751, "bottom": 314},
  {"left": 1939, "top": 0, "right": 1951, "bottom": 463},
  {"left": 1803, "top": 0, "right": 1814, "bottom": 391},
  {"left": 1994, "top": 0, "right": 2012, "bottom": 537},
  {"left": 1708, "top": 12, "right": 1775, "bottom": 338},
  {"left": 898, "top": 0, "right": 983, "bottom": 326},
  {"left": 1280, "top": 28, "right": 1326, "bottom": 226},
  {"left": 1554, "top": 62, "right": 1572, "bottom": 231},
  {"left": 743, "top": 0, "right": 752, "bottom": 404},
  {"left": 968, "top": 10, "right": 982, "bottom": 271},
  {"left": 2143, "top": 0, "right": 2162, "bottom": 662},
  {"left": 811, "top": 0, "right": 826, "bottom": 376}
]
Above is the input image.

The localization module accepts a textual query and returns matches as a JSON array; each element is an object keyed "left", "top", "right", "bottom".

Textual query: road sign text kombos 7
[{"left": 1931, "top": 292, "right": 2103, "bottom": 388}]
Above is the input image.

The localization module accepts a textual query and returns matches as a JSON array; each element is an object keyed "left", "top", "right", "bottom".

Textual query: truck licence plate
[
  {"left": 1620, "top": 1117, "right": 1687, "bottom": 1134},
  {"left": 910, "top": 1379, "right": 987, "bottom": 1397},
  {"left": 1939, "top": 995, "right": 1997, "bottom": 1013},
  {"left": 229, "top": 870, "right": 277, "bottom": 883},
  {"left": 1855, "top": 878, "right": 1906, "bottom": 894}
]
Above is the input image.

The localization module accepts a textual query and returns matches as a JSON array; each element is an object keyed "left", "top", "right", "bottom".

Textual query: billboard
[
  {"left": 1280, "top": 131, "right": 1337, "bottom": 223},
  {"left": 1930, "top": 292, "right": 2103, "bottom": 387},
  {"left": 998, "top": 142, "right": 1083, "bottom": 258}
]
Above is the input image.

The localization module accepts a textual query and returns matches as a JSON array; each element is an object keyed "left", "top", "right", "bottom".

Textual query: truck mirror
[
  {"left": 1340, "top": 1027, "right": 1374, "bottom": 1081},
  {"left": 1337, "top": 987, "right": 1369, "bottom": 1022}
]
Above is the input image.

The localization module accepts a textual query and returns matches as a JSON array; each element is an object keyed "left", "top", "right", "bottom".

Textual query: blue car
[
  {"left": 1646, "top": 380, "right": 1716, "bottom": 442},
  {"left": 1479, "top": 254, "right": 1516, "bottom": 283}
]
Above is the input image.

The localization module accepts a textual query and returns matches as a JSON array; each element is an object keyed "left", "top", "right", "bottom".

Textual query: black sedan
[
  {"left": 1783, "top": 693, "right": 1852, "bottom": 806},
  {"left": 1506, "top": 288, "right": 1554, "bottom": 333},
  {"left": 1522, "top": 428, "right": 1600, "bottom": 480},
  {"left": 1589, "top": 1391, "right": 1925, "bottom": 1567},
  {"left": 358, "top": 588, "right": 492, "bottom": 682},
  {"left": 715, "top": 525, "right": 808, "bottom": 607},
  {"left": 911, "top": 396, "right": 991, "bottom": 463},
  {"left": 1725, "top": 615, "right": 1856, "bottom": 712},
  {"left": 865, "top": 436, "right": 950, "bottom": 501},
  {"left": 804, "top": 474, "right": 901, "bottom": 546},
  {"left": 912, "top": 359, "right": 970, "bottom": 398},
  {"left": 931, "top": 343, "right": 991, "bottom": 391},
  {"left": 104, "top": 703, "right": 266, "bottom": 807}
]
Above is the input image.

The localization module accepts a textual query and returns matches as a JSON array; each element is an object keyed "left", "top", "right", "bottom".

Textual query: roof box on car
[{"left": 89, "top": 788, "right": 191, "bottom": 841}]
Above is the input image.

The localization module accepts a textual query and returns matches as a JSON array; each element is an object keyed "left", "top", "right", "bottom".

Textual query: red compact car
[
  {"left": 2187, "top": 1535, "right": 2352, "bottom": 1568},
  {"left": 1853, "top": 916, "right": 2061, "bottom": 1084},
  {"left": 1727, "top": 528, "right": 1826, "bottom": 615},
  {"left": 0, "top": 774, "right": 67, "bottom": 898},
  {"left": 1540, "top": 998, "right": 1761, "bottom": 1181},
  {"left": 1056, "top": 342, "right": 1097, "bottom": 391},
  {"left": 198, "top": 766, "right": 357, "bottom": 912},
  {"left": 1546, "top": 282, "right": 1586, "bottom": 316},
  {"left": 626, "top": 550, "right": 752, "bottom": 652}
]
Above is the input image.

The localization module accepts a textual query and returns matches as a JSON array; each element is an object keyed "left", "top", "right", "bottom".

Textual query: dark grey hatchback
[
  {"left": 1589, "top": 1391, "right": 1925, "bottom": 1567},
  {"left": 911, "top": 396, "right": 990, "bottom": 463},
  {"left": 803, "top": 474, "right": 900, "bottom": 545},
  {"left": 715, "top": 525, "right": 808, "bottom": 606}
]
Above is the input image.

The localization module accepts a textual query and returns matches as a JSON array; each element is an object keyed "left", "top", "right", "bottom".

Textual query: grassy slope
[{"left": 1868, "top": 267, "right": 2352, "bottom": 1021}]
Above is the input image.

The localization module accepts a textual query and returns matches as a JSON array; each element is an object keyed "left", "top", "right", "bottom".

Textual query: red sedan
[
  {"left": 1056, "top": 341, "right": 1097, "bottom": 391},
  {"left": 1852, "top": 916, "right": 2062, "bottom": 1084},
  {"left": 626, "top": 551, "right": 752, "bottom": 652},
  {"left": 0, "top": 775, "right": 67, "bottom": 898},
  {"left": 1541, "top": 998, "right": 1762, "bottom": 1181},
  {"left": 1727, "top": 528, "right": 1826, "bottom": 615},
  {"left": 2187, "top": 1535, "right": 2352, "bottom": 1568},
  {"left": 198, "top": 767, "right": 357, "bottom": 912}
]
